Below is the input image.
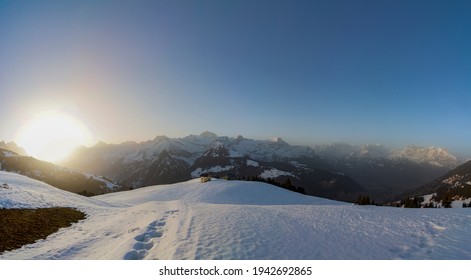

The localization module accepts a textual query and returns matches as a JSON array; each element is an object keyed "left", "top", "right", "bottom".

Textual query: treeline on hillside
[
  {"left": 224, "top": 174, "right": 380, "bottom": 203},
  {"left": 385, "top": 195, "right": 443, "bottom": 208},
  {"left": 396, "top": 184, "right": 471, "bottom": 208},
  {"left": 397, "top": 195, "right": 448, "bottom": 208},
  {"left": 238, "top": 176, "right": 383, "bottom": 206},
  {"left": 435, "top": 185, "right": 471, "bottom": 205},
  {"left": 234, "top": 175, "right": 306, "bottom": 195},
  {"left": 394, "top": 196, "right": 471, "bottom": 209},
  {"left": 355, "top": 195, "right": 381, "bottom": 206}
]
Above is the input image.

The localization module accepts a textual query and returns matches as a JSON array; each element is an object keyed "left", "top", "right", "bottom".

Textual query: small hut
[{"left": 200, "top": 173, "right": 211, "bottom": 183}]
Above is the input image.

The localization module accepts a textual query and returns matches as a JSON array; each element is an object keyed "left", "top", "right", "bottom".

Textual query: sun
[{"left": 16, "top": 111, "right": 94, "bottom": 163}]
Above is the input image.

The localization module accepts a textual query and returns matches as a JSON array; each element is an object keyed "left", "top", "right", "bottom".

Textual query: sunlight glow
[{"left": 16, "top": 111, "right": 94, "bottom": 163}]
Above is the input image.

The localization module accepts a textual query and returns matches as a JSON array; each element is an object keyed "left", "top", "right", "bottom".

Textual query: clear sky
[{"left": 1, "top": 0, "right": 470, "bottom": 157}]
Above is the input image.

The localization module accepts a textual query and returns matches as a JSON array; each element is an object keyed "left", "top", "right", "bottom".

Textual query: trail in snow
[{"left": 124, "top": 209, "right": 179, "bottom": 260}]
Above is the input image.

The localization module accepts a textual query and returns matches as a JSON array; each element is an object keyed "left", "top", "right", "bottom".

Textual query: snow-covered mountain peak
[
  {"left": 153, "top": 135, "right": 170, "bottom": 142},
  {"left": 150, "top": 135, "right": 174, "bottom": 150},
  {"left": 209, "top": 140, "right": 224, "bottom": 148},
  {"left": 271, "top": 137, "right": 286, "bottom": 144},
  {"left": 234, "top": 135, "right": 245, "bottom": 142},
  {"left": 199, "top": 131, "right": 218, "bottom": 138},
  {"left": 315, "top": 143, "right": 460, "bottom": 168},
  {"left": 203, "top": 141, "right": 229, "bottom": 158},
  {"left": 393, "top": 145, "right": 459, "bottom": 168}
]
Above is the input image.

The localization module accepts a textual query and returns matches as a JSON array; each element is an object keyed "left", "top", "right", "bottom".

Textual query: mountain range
[
  {"left": 314, "top": 143, "right": 461, "bottom": 201},
  {"left": 61, "top": 132, "right": 461, "bottom": 202},
  {"left": 62, "top": 132, "right": 363, "bottom": 201}
]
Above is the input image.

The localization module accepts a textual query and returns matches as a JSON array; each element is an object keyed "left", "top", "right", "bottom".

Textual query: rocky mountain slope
[
  {"left": 0, "top": 148, "right": 121, "bottom": 196},
  {"left": 0, "top": 141, "right": 27, "bottom": 156},
  {"left": 399, "top": 160, "right": 471, "bottom": 207}
]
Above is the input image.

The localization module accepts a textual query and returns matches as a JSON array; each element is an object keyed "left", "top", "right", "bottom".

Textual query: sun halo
[{"left": 16, "top": 111, "right": 94, "bottom": 163}]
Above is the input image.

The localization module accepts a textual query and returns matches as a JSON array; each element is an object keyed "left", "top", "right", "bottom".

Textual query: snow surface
[
  {"left": 2, "top": 170, "right": 471, "bottom": 260},
  {"left": 246, "top": 159, "right": 259, "bottom": 167},
  {"left": 451, "top": 198, "right": 471, "bottom": 208},
  {"left": 85, "top": 173, "right": 120, "bottom": 190},
  {"left": 421, "top": 194, "right": 436, "bottom": 206},
  {"left": 260, "top": 168, "right": 295, "bottom": 179},
  {"left": 190, "top": 166, "right": 234, "bottom": 177},
  {"left": 290, "top": 160, "right": 307, "bottom": 169}
]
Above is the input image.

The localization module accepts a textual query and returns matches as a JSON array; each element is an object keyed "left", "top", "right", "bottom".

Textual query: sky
[{"left": 0, "top": 0, "right": 470, "bottom": 157}]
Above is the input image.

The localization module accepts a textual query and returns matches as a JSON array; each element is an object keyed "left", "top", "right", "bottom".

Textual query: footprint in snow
[
  {"left": 133, "top": 240, "right": 154, "bottom": 250},
  {"left": 124, "top": 249, "right": 148, "bottom": 260},
  {"left": 124, "top": 210, "right": 178, "bottom": 260},
  {"left": 135, "top": 230, "right": 162, "bottom": 242}
]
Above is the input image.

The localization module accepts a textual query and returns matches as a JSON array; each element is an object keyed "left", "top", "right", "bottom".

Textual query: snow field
[{"left": 2, "top": 171, "right": 471, "bottom": 259}]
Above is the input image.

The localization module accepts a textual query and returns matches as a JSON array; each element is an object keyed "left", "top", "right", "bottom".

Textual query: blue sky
[{"left": 1, "top": 0, "right": 470, "bottom": 156}]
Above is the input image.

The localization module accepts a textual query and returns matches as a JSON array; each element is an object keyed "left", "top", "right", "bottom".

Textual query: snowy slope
[
  {"left": 2, "top": 171, "right": 471, "bottom": 260},
  {"left": 0, "top": 171, "right": 111, "bottom": 209},
  {"left": 97, "top": 179, "right": 342, "bottom": 206}
]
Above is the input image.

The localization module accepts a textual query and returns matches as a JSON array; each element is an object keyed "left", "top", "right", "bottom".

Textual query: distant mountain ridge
[
  {"left": 314, "top": 143, "right": 459, "bottom": 168},
  {"left": 313, "top": 143, "right": 460, "bottom": 201},
  {"left": 63, "top": 132, "right": 364, "bottom": 201}
]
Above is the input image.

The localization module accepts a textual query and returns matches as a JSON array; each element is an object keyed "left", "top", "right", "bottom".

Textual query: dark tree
[
  {"left": 403, "top": 196, "right": 420, "bottom": 208},
  {"left": 356, "top": 195, "right": 371, "bottom": 205},
  {"left": 442, "top": 195, "right": 453, "bottom": 208}
]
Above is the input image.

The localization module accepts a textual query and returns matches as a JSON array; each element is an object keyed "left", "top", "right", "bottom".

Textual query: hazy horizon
[
  {"left": 1, "top": 0, "right": 470, "bottom": 160},
  {"left": 64, "top": 131, "right": 471, "bottom": 156},
  {"left": 4, "top": 130, "right": 471, "bottom": 161}
]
